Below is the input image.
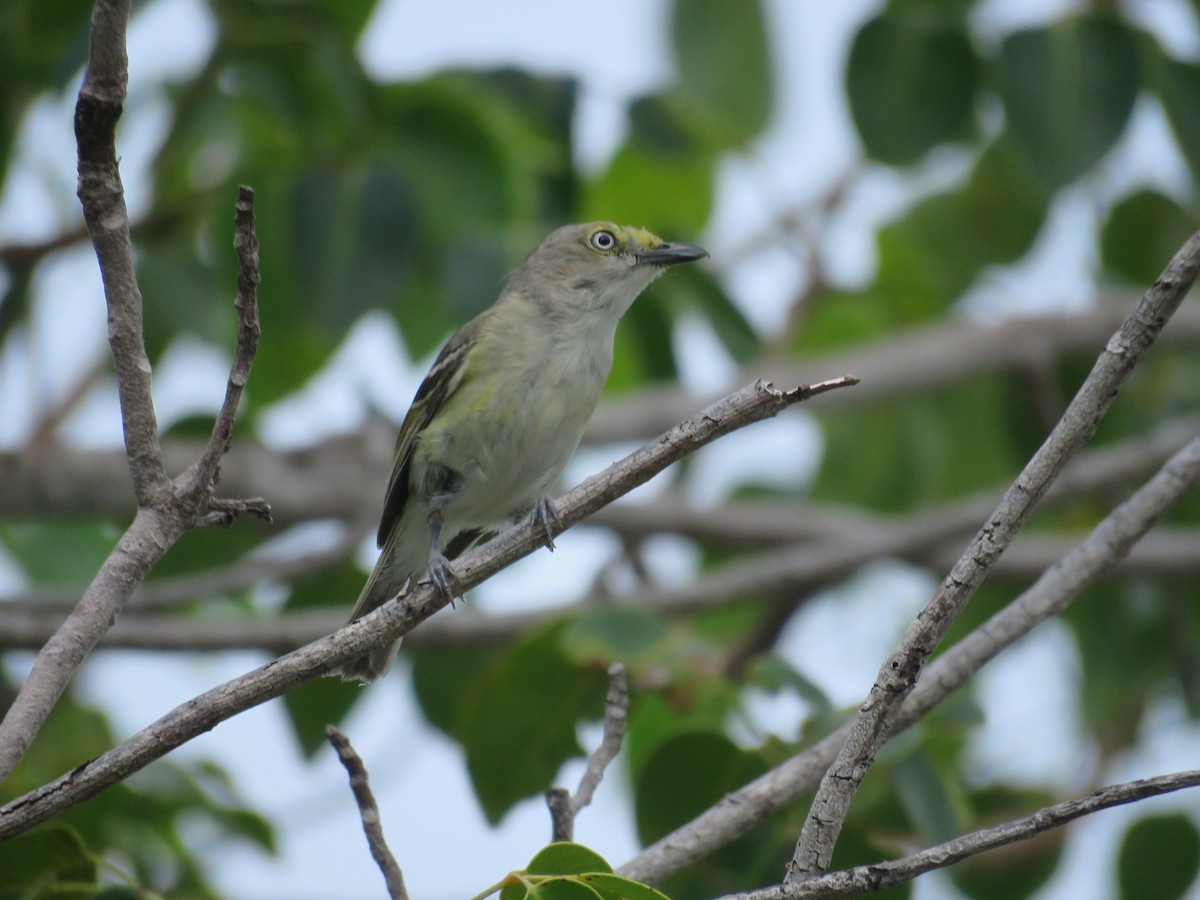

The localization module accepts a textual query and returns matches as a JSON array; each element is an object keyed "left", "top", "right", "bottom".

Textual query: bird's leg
[
  {"left": 527, "top": 496, "right": 562, "bottom": 552},
  {"left": 425, "top": 510, "right": 460, "bottom": 606}
]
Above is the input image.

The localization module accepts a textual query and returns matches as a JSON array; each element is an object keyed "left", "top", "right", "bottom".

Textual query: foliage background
[{"left": 1, "top": 0, "right": 1199, "bottom": 897}]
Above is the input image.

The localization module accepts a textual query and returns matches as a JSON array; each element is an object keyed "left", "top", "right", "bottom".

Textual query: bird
[{"left": 339, "top": 222, "right": 708, "bottom": 681}]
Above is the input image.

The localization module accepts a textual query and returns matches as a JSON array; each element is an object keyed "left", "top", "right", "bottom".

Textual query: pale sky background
[{"left": 1, "top": 0, "right": 1199, "bottom": 898}]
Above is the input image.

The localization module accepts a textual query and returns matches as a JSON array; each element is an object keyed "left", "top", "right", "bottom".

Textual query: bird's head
[{"left": 509, "top": 222, "right": 708, "bottom": 319}]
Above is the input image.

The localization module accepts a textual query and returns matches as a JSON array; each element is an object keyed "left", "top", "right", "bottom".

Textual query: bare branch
[
  {"left": 619, "top": 428, "right": 1200, "bottom": 887},
  {"left": 0, "top": 28, "right": 267, "bottom": 784},
  {"left": 546, "top": 663, "right": 630, "bottom": 841},
  {"left": 725, "top": 770, "right": 1200, "bottom": 899},
  {"left": 0, "top": 377, "right": 858, "bottom": 841},
  {"left": 178, "top": 185, "right": 262, "bottom": 502},
  {"left": 786, "top": 231, "right": 1200, "bottom": 883},
  {"left": 74, "top": 0, "right": 167, "bottom": 505},
  {"left": 326, "top": 726, "right": 409, "bottom": 900}
]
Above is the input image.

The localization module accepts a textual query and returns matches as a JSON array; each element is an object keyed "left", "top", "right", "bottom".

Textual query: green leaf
[
  {"left": 1118, "top": 814, "right": 1200, "bottom": 900},
  {"left": 279, "top": 563, "right": 372, "bottom": 755},
  {"left": 578, "top": 873, "right": 671, "bottom": 900},
  {"left": 951, "top": 786, "right": 1063, "bottom": 900},
  {"left": 464, "top": 625, "right": 607, "bottom": 823},
  {"left": 890, "top": 749, "right": 959, "bottom": 844},
  {"left": 410, "top": 644, "right": 504, "bottom": 742},
  {"left": 744, "top": 656, "right": 833, "bottom": 715},
  {"left": 0, "top": 824, "right": 96, "bottom": 891},
  {"left": 527, "top": 842, "right": 613, "bottom": 876},
  {"left": 874, "top": 138, "right": 1047, "bottom": 311},
  {"left": 1157, "top": 58, "right": 1200, "bottom": 181},
  {"left": 671, "top": 0, "right": 773, "bottom": 146},
  {"left": 0, "top": 521, "right": 119, "bottom": 587},
  {"left": 846, "top": 12, "right": 980, "bottom": 165},
  {"left": 998, "top": 15, "right": 1140, "bottom": 188},
  {"left": 635, "top": 731, "right": 767, "bottom": 845},
  {"left": 657, "top": 264, "right": 759, "bottom": 363},
  {"left": 560, "top": 606, "right": 671, "bottom": 666},
  {"left": 1100, "top": 189, "right": 1200, "bottom": 286},
  {"left": 584, "top": 142, "right": 715, "bottom": 240}
]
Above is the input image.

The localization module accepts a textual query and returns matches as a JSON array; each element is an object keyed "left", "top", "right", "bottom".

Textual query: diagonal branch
[
  {"left": 619, "top": 428, "right": 1200, "bottom": 886},
  {"left": 785, "top": 230, "right": 1200, "bottom": 882},
  {"left": 0, "top": 376, "right": 858, "bottom": 842},
  {"left": 725, "top": 770, "right": 1200, "bottom": 899}
]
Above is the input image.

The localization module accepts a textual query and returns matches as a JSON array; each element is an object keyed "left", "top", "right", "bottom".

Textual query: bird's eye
[{"left": 589, "top": 230, "right": 617, "bottom": 252}]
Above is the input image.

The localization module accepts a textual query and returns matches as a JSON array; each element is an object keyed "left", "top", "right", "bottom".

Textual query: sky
[{"left": 2, "top": 0, "right": 1200, "bottom": 898}]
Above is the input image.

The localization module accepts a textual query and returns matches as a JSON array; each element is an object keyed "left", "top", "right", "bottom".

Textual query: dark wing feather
[{"left": 376, "top": 320, "right": 480, "bottom": 547}]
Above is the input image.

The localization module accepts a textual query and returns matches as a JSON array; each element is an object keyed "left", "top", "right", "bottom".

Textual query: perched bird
[{"left": 341, "top": 222, "right": 708, "bottom": 681}]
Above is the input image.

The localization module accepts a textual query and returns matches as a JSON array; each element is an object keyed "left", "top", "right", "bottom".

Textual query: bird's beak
[{"left": 635, "top": 241, "right": 709, "bottom": 267}]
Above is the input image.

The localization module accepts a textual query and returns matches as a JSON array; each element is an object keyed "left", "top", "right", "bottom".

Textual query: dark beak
[{"left": 636, "top": 241, "right": 709, "bottom": 267}]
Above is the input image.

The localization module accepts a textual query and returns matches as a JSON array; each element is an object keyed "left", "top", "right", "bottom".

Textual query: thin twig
[
  {"left": 725, "top": 770, "right": 1200, "bottom": 898},
  {"left": 546, "top": 663, "right": 630, "bottom": 841},
  {"left": 326, "top": 726, "right": 409, "bottom": 900},
  {"left": 178, "top": 185, "right": 262, "bottom": 502},
  {"left": 618, "top": 429, "right": 1200, "bottom": 887},
  {"left": 0, "top": 377, "right": 858, "bottom": 842},
  {"left": 786, "top": 230, "right": 1200, "bottom": 882}
]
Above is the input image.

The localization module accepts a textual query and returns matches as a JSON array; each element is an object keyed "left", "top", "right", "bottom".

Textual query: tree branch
[
  {"left": 725, "top": 770, "right": 1200, "bottom": 899},
  {"left": 0, "top": 376, "right": 858, "bottom": 842},
  {"left": 619, "top": 428, "right": 1200, "bottom": 887},
  {"left": 785, "top": 230, "right": 1200, "bottom": 883},
  {"left": 74, "top": 0, "right": 168, "bottom": 506},
  {"left": 0, "top": 0, "right": 266, "bottom": 783},
  {"left": 326, "top": 726, "right": 408, "bottom": 900},
  {"left": 546, "top": 663, "right": 629, "bottom": 841}
]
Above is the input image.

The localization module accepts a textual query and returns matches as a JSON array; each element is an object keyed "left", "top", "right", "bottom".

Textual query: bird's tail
[
  {"left": 339, "top": 520, "right": 428, "bottom": 682},
  {"left": 338, "top": 559, "right": 408, "bottom": 682}
]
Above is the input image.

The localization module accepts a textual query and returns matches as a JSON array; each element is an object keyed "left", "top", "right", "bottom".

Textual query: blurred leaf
[
  {"left": 278, "top": 560, "right": 367, "bottom": 755},
  {"left": 635, "top": 731, "right": 765, "bottom": 843},
  {"left": 464, "top": 624, "right": 607, "bottom": 823},
  {"left": 657, "top": 263, "right": 759, "bottom": 363},
  {"left": 1118, "top": 813, "right": 1200, "bottom": 900},
  {"left": 1156, "top": 58, "right": 1200, "bottom": 181},
  {"left": 1101, "top": 189, "right": 1200, "bottom": 286},
  {"left": 0, "top": 521, "right": 119, "bottom": 586},
  {"left": 890, "top": 749, "right": 959, "bottom": 844},
  {"left": 875, "top": 138, "right": 1047, "bottom": 311},
  {"left": 0, "top": 824, "right": 96, "bottom": 893},
  {"left": 623, "top": 690, "right": 737, "bottom": 783},
  {"left": 846, "top": 12, "right": 979, "bottom": 165},
  {"left": 560, "top": 606, "right": 671, "bottom": 666},
  {"left": 744, "top": 656, "right": 833, "bottom": 715},
  {"left": 410, "top": 643, "right": 504, "bottom": 743},
  {"left": 999, "top": 15, "right": 1139, "bottom": 188},
  {"left": 584, "top": 141, "right": 715, "bottom": 239},
  {"left": 812, "top": 375, "right": 1024, "bottom": 510},
  {"left": 671, "top": 0, "right": 772, "bottom": 146},
  {"left": 952, "top": 786, "right": 1064, "bottom": 900}
]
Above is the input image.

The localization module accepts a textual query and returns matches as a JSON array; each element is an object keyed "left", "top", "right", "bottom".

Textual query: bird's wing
[{"left": 376, "top": 319, "right": 480, "bottom": 547}]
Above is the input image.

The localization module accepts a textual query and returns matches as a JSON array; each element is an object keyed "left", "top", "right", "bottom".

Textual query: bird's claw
[
  {"left": 530, "top": 496, "right": 561, "bottom": 551},
  {"left": 424, "top": 551, "right": 461, "bottom": 607}
]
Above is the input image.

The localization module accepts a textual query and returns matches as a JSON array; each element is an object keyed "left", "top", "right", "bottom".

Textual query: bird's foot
[
  {"left": 424, "top": 551, "right": 462, "bottom": 607},
  {"left": 529, "top": 496, "right": 562, "bottom": 552}
]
